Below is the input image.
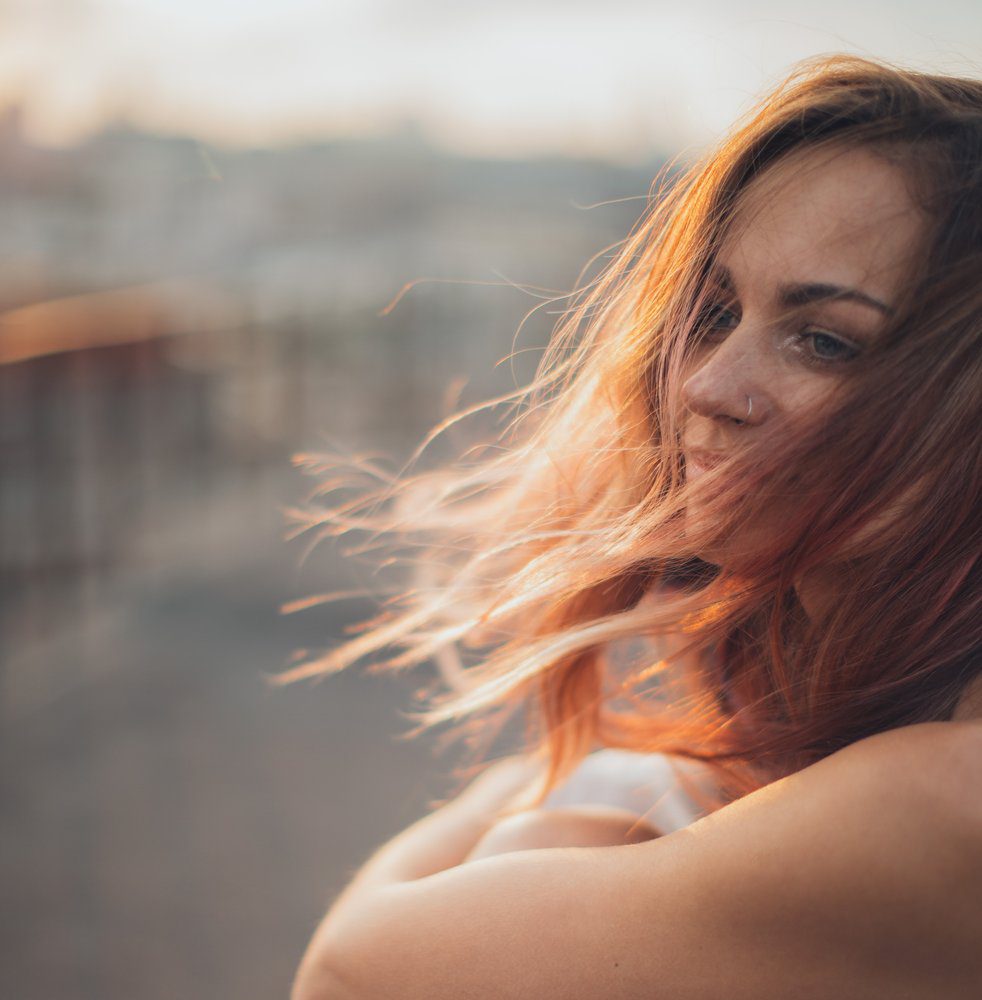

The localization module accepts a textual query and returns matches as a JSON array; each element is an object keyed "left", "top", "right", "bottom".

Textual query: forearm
[
  {"left": 293, "top": 795, "right": 498, "bottom": 999},
  {"left": 329, "top": 754, "right": 546, "bottom": 907},
  {"left": 293, "top": 755, "right": 548, "bottom": 998},
  {"left": 293, "top": 803, "right": 661, "bottom": 1000},
  {"left": 326, "top": 795, "right": 492, "bottom": 924}
]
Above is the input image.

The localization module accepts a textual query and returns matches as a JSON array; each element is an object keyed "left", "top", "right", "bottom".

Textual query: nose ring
[{"left": 745, "top": 394, "right": 753, "bottom": 420}]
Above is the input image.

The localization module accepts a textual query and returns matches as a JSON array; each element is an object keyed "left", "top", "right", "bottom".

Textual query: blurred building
[{"left": 0, "top": 104, "right": 660, "bottom": 622}]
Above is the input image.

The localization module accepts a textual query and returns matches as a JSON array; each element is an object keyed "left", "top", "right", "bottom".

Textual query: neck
[
  {"left": 951, "top": 673, "right": 982, "bottom": 724},
  {"left": 795, "top": 568, "right": 982, "bottom": 726}
]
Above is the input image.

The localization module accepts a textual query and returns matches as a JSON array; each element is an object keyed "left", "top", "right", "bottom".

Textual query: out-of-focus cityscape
[
  {"left": 0, "top": 0, "right": 982, "bottom": 1000},
  {"left": 5, "top": 0, "right": 977, "bottom": 988},
  {"left": 0, "top": 102, "right": 661, "bottom": 999}
]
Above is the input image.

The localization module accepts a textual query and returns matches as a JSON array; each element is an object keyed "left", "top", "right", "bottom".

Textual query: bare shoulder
[
  {"left": 638, "top": 719, "right": 982, "bottom": 998},
  {"left": 733, "top": 718, "right": 982, "bottom": 903},
  {"left": 315, "top": 721, "right": 982, "bottom": 1000},
  {"left": 832, "top": 719, "right": 982, "bottom": 830}
]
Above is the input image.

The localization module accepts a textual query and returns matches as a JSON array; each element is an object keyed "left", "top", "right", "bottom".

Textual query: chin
[{"left": 682, "top": 502, "right": 725, "bottom": 567}]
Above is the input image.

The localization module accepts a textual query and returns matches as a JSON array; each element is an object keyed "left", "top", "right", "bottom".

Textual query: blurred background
[{"left": 1, "top": 2, "right": 978, "bottom": 997}]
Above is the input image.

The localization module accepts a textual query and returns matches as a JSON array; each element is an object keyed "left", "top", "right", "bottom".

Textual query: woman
[{"left": 285, "top": 53, "right": 981, "bottom": 998}]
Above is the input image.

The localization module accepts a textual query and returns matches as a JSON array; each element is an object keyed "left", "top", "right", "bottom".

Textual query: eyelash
[{"left": 695, "top": 302, "right": 860, "bottom": 364}]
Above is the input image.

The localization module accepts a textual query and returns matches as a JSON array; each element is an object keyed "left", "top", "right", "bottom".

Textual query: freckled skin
[
  {"left": 680, "top": 144, "right": 929, "bottom": 608},
  {"left": 683, "top": 144, "right": 925, "bottom": 425}
]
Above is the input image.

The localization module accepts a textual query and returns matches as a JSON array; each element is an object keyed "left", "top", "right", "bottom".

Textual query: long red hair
[{"left": 272, "top": 54, "right": 982, "bottom": 809}]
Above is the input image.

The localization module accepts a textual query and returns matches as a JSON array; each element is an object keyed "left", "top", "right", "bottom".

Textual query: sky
[{"left": 1, "top": 0, "right": 981, "bottom": 161}]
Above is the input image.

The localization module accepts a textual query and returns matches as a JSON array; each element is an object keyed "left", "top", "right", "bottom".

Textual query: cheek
[
  {"left": 778, "top": 375, "right": 842, "bottom": 426},
  {"left": 831, "top": 478, "right": 928, "bottom": 559}
]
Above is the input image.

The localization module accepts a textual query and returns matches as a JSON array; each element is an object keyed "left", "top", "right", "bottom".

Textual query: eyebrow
[{"left": 713, "top": 264, "right": 894, "bottom": 317}]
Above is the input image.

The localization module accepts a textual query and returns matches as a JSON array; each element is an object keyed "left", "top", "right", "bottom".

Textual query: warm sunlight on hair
[{"left": 271, "top": 53, "right": 982, "bottom": 809}]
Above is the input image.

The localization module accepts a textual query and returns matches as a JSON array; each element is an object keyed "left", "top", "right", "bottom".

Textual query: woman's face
[{"left": 679, "top": 143, "right": 928, "bottom": 594}]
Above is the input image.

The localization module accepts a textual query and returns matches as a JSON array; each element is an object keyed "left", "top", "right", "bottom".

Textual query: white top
[{"left": 538, "top": 748, "right": 718, "bottom": 834}]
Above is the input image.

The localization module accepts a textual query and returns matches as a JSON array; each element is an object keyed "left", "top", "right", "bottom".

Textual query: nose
[{"left": 680, "top": 326, "right": 770, "bottom": 426}]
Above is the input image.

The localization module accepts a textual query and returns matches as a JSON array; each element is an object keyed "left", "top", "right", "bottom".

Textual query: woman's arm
[
  {"left": 293, "top": 754, "right": 663, "bottom": 998},
  {"left": 333, "top": 755, "right": 548, "bottom": 895},
  {"left": 293, "top": 722, "right": 982, "bottom": 1000},
  {"left": 292, "top": 754, "right": 549, "bottom": 996}
]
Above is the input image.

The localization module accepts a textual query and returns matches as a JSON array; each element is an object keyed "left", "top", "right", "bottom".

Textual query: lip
[{"left": 685, "top": 448, "right": 728, "bottom": 476}]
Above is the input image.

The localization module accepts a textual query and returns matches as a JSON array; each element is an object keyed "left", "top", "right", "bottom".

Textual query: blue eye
[
  {"left": 698, "top": 302, "right": 739, "bottom": 332},
  {"left": 694, "top": 298, "right": 860, "bottom": 365},
  {"left": 804, "top": 330, "right": 859, "bottom": 362},
  {"left": 713, "top": 306, "right": 739, "bottom": 329}
]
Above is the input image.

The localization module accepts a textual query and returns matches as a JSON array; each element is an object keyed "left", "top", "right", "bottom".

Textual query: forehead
[{"left": 717, "top": 145, "right": 928, "bottom": 302}]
